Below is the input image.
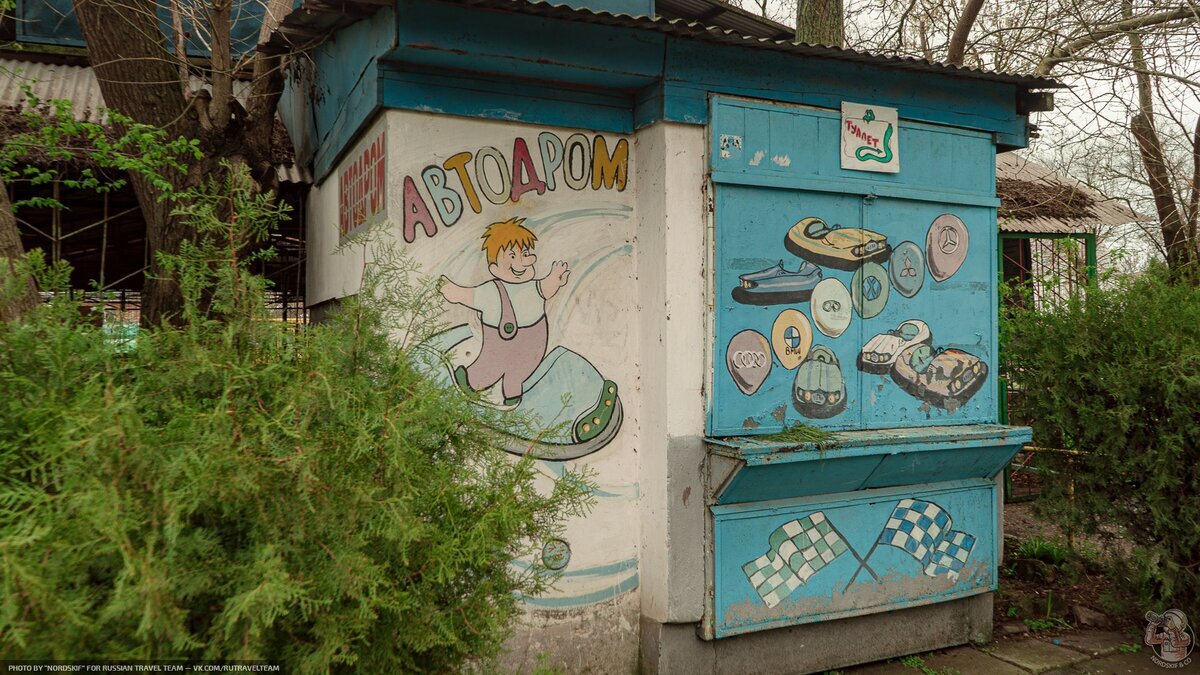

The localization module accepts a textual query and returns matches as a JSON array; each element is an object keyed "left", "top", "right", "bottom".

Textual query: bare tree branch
[
  {"left": 1037, "top": 5, "right": 1200, "bottom": 75},
  {"left": 208, "top": 0, "right": 234, "bottom": 134},
  {"left": 1188, "top": 116, "right": 1199, "bottom": 242},
  {"left": 169, "top": 0, "right": 191, "bottom": 102}
]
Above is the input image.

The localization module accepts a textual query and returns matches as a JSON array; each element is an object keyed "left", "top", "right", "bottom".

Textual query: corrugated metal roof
[
  {"left": 0, "top": 59, "right": 106, "bottom": 124},
  {"left": 266, "top": 0, "right": 1059, "bottom": 88},
  {"left": 440, "top": 0, "right": 1063, "bottom": 89},
  {"left": 655, "top": 0, "right": 794, "bottom": 40},
  {"left": 0, "top": 57, "right": 311, "bottom": 184},
  {"left": 997, "top": 153, "right": 1148, "bottom": 234}
]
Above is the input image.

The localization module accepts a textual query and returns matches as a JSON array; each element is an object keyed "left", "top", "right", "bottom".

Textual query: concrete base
[
  {"left": 499, "top": 591, "right": 640, "bottom": 674},
  {"left": 640, "top": 593, "right": 993, "bottom": 675}
]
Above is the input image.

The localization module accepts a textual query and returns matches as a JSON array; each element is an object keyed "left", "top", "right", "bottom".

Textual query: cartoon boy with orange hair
[{"left": 440, "top": 218, "right": 570, "bottom": 405}]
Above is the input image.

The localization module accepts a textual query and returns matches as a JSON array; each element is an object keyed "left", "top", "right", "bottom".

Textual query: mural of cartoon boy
[{"left": 440, "top": 217, "right": 570, "bottom": 405}]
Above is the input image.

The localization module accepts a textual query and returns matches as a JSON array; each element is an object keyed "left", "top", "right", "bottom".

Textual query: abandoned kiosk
[{"left": 280, "top": 0, "right": 1054, "bottom": 671}]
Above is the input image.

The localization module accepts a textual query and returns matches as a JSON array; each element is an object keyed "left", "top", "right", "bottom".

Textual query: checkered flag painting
[
  {"left": 878, "top": 499, "right": 976, "bottom": 581},
  {"left": 924, "top": 530, "right": 976, "bottom": 579},
  {"left": 742, "top": 512, "right": 849, "bottom": 608}
]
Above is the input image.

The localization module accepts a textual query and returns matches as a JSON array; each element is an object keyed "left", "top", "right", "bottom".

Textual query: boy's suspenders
[{"left": 493, "top": 280, "right": 518, "bottom": 340}]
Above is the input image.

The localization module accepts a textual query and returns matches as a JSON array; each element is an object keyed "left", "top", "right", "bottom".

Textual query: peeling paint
[
  {"left": 772, "top": 405, "right": 787, "bottom": 422},
  {"left": 481, "top": 108, "right": 524, "bottom": 120},
  {"left": 721, "top": 562, "right": 990, "bottom": 635},
  {"left": 743, "top": 416, "right": 760, "bottom": 429},
  {"left": 770, "top": 154, "right": 791, "bottom": 167},
  {"left": 748, "top": 150, "right": 765, "bottom": 166},
  {"left": 719, "top": 134, "right": 743, "bottom": 159}
]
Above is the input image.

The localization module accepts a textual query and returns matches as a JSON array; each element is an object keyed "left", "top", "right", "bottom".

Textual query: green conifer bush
[
  {"left": 1003, "top": 264, "right": 1200, "bottom": 611},
  {"left": 0, "top": 166, "right": 593, "bottom": 671}
]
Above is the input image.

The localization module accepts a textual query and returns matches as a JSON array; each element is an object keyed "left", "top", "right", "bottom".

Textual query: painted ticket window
[{"left": 709, "top": 97, "right": 998, "bottom": 435}]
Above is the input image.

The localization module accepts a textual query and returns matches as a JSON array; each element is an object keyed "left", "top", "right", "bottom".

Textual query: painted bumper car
[
  {"left": 732, "top": 260, "right": 823, "bottom": 305},
  {"left": 792, "top": 345, "right": 847, "bottom": 419},
  {"left": 857, "top": 319, "right": 932, "bottom": 374},
  {"left": 890, "top": 344, "right": 988, "bottom": 410},
  {"left": 784, "top": 217, "right": 892, "bottom": 270}
]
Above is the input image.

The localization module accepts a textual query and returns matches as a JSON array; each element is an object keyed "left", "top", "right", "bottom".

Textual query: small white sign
[{"left": 841, "top": 102, "right": 899, "bottom": 173}]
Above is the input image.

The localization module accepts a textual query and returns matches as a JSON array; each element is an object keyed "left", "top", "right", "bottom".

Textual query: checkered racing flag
[
  {"left": 742, "top": 512, "right": 849, "bottom": 608},
  {"left": 878, "top": 499, "right": 975, "bottom": 581}
]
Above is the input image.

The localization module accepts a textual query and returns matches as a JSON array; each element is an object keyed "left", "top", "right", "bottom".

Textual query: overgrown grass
[{"left": 757, "top": 422, "right": 834, "bottom": 445}]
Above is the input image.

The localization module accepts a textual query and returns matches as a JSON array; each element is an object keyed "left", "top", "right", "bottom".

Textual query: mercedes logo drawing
[
  {"left": 726, "top": 329, "right": 772, "bottom": 395},
  {"left": 888, "top": 241, "right": 925, "bottom": 298},
  {"left": 926, "top": 214, "right": 969, "bottom": 282},
  {"left": 811, "top": 278, "right": 853, "bottom": 338},
  {"left": 771, "top": 309, "right": 813, "bottom": 370},
  {"left": 851, "top": 262, "right": 890, "bottom": 319}
]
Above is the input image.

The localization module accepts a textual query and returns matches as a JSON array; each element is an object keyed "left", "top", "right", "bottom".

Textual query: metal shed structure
[
  {"left": 997, "top": 152, "right": 1148, "bottom": 308},
  {"left": 282, "top": 0, "right": 1060, "bottom": 671}
]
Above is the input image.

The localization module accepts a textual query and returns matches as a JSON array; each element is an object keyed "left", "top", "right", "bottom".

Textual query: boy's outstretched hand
[
  {"left": 541, "top": 261, "right": 570, "bottom": 299},
  {"left": 440, "top": 275, "right": 472, "bottom": 307}
]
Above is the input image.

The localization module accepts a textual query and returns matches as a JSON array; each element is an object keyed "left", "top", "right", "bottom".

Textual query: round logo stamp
[
  {"left": 1145, "top": 609, "right": 1194, "bottom": 668},
  {"left": 811, "top": 278, "right": 853, "bottom": 338},
  {"left": 771, "top": 309, "right": 813, "bottom": 370},
  {"left": 726, "top": 329, "right": 772, "bottom": 395},
  {"left": 889, "top": 240, "right": 926, "bottom": 298},
  {"left": 925, "top": 214, "right": 970, "bottom": 282}
]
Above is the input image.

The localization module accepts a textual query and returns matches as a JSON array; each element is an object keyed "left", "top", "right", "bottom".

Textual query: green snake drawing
[{"left": 855, "top": 122, "right": 894, "bottom": 163}]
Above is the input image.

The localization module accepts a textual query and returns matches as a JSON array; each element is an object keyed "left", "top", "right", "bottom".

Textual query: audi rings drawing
[{"left": 727, "top": 329, "right": 773, "bottom": 395}]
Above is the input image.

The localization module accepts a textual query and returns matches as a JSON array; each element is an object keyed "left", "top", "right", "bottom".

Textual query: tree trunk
[
  {"left": 796, "top": 0, "right": 844, "bottom": 47},
  {"left": 0, "top": 182, "right": 39, "bottom": 322},
  {"left": 73, "top": 0, "right": 197, "bottom": 326},
  {"left": 1124, "top": 0, "right": 1197, "bottom": 280},
  {"left": 72, "top": 0, "right": 289, "bottom": 326},
  {"left": 946, "top": 0, "right": 985, "bottom": 67}
]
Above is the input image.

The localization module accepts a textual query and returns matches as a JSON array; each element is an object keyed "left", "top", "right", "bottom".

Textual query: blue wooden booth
[
  {"left": 277, "top": 0, "right": 1057, "bottom": 669},
  {"left": 704, "top": 96, "right": 1032, "bottom": 639}
]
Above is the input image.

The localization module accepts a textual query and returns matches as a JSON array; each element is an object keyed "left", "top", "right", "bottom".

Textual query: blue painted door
[
  {"left": 709, "top": 96, "right": 999, "bottom": 435},
  {"left": 712, "top": 480, "right": 998, "bottom": 638}
]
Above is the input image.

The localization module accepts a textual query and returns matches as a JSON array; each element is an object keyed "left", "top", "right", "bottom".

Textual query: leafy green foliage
[
  {"left": 1003, "top": 264, "right": 1200, "bottom": 611},
  {"left": 0, "top": 165, "right": 593, "bottom": 671},
  {"left": 0, "top": 82, "right": 201, "bottom": 209}
]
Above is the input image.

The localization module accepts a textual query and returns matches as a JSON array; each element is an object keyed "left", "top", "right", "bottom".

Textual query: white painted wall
[
  {"left": 307, "top": 110, "right": 654, "bottom": 670},
  {"left": 635, "top": 122, "right": 710, "bottom": 625}
]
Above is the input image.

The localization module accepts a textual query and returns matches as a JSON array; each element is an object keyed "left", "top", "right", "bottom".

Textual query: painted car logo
[
  {"left": 863, "top": 276, "right": 882, "bottom": 301},
  {"left": 852, "top": 262, "right": 890, "bottom": 319},
  {"left": 889, "top": 240, "right": 925, "bottom": 298},
  {"left": 926, "top": 214, "right": 969, "bottom": 282},
  {"left": 783, "top": 326, "right": 804, "bottom": 349},
  {"left": 811, "top": 278, "right": 853, "bottom": 339},
  {"left": 727, "top": 329, "right": 773, "bottom": 395},
  {"left": 771, "top": 309, "right": 814, "bottom": 370}
]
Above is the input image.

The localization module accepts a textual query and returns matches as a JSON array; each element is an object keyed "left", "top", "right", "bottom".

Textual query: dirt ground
[{"left": 997, "top": 501, "right": 1141, "bottom": 635}]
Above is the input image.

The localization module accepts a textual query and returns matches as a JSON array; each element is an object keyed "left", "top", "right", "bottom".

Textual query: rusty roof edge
[{"left": 440, "top": 0, "right": 1064, "bottom": 89}]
